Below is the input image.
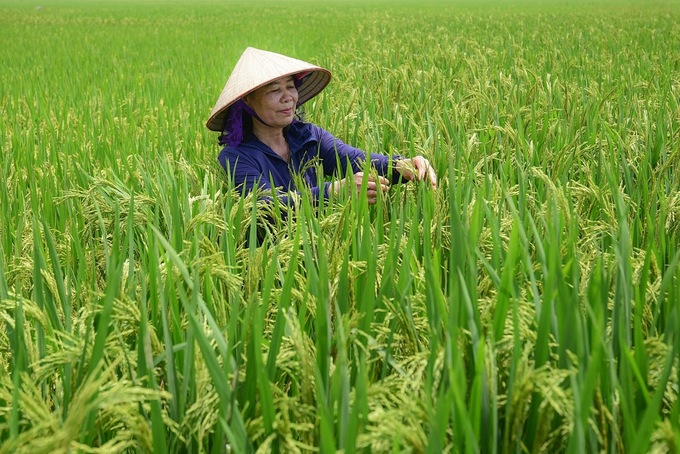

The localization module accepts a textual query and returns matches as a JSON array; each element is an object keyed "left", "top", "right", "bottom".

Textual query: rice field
[{"left": 1, "top": 0, "right": 679, "bottom": 452}]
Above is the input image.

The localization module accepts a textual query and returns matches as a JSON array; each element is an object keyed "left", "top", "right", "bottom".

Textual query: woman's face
[{"left": 246, "top": 76, "right": 299, "bottom": 129}]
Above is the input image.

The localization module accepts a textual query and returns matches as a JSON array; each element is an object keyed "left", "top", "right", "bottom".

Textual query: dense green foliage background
[{"left": 1, "top": 0, "right": 679, "bottom": 452}]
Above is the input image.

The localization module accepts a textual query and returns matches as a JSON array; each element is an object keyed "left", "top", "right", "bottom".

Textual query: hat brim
[{"left": 206, "top": 48, "right": 332, "bottom": 132}]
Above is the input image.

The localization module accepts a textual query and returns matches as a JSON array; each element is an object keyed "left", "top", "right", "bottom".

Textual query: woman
[{"left": 207, "top": 47, "right": 437, "bottom": 207}]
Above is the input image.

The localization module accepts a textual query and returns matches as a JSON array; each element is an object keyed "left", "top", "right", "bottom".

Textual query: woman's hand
[
  {"left": 332, "top": 172, "right": 390, "bottom": 205},
  {"left": 395, "top": 156, "right": 437, "bottom": 189}
]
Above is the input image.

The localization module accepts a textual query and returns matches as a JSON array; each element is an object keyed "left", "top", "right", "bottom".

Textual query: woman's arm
[
  {"left": 311, "top": 125, "right": 437, "bottom": 203},
  {"left": 312, "top": 124, "right": 402, "bottom": 182}
]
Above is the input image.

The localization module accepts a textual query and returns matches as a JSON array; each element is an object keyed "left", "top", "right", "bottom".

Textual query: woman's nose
[{"left": 283, "top": 88, "right": 298, "bottom": 103}]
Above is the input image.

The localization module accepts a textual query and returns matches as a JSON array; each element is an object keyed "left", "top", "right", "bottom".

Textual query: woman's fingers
[
  {"left": 349, "top": 172, "right": 390, "bottom": 203},
  {"left": 418, "top": 157, "right": 437, "bottom": 189},
  {"left": 411, "top": 156, "right": 438, "bottom": 188},
  {"left": 427, "top": 165, "right": 438, "bottom": 189},
  {"left": 353, "top": 173, "right": 389, "bottom": 190},
  {"left": 366, "top": 180, "right": 390, "bottom": 192},
  {"left": 414, "top": 156, "right": 426, "bottom": 180}
]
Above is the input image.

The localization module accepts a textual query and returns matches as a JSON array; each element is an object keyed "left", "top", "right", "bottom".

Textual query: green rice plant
[{"left": 1, "top": 0, "right": 679, "bottom": 452}]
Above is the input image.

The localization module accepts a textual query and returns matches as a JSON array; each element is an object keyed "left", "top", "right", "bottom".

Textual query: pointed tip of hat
[{"left": 206, "top": 48, "right": 332, "bottom": 132}]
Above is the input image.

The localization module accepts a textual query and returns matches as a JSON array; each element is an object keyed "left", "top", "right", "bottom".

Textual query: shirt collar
[
  {"left": 236, "top": 122, "right": 317, "bottom": 159},
  {"left": 285, "top": 122, "right": 317, "bottom": 154}
]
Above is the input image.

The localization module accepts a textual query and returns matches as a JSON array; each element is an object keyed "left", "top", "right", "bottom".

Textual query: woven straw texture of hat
[{"left": 206, "top": 47, "right": 332, "bottom": 131}]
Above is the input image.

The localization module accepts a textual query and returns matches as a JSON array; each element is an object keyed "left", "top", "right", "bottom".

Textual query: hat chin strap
[{"left": 242, "top": 99, "right": 272, "bottom": 128}]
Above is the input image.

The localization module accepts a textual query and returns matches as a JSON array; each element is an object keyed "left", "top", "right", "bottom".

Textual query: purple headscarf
[{"left": 218, "top": 100, "right": 261, "bottom": 146}]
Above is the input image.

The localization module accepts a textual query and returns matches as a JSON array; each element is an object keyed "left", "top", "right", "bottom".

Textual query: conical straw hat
[{"left": 206, "top": 47, "right": 332, "bottom": 131}]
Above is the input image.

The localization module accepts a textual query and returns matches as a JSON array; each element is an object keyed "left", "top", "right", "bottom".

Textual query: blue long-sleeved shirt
[{"left": 217, "top": 122, "right": 402, "bottom": 203}]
